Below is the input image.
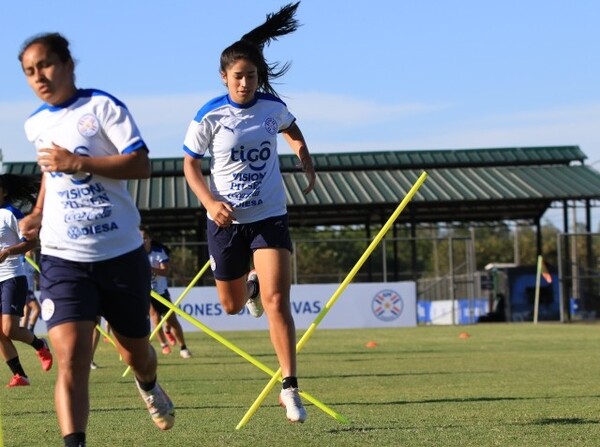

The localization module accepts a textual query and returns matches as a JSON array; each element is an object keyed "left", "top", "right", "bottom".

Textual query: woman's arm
[
  {"left": 281, "top": 122, "right": 316, "bottom": 194},
  {"left": 183, "top": 155, "right": 234, "bottom": 227},
  {"left": 37, "top": 143, "right": 151, "bottom": 180}
]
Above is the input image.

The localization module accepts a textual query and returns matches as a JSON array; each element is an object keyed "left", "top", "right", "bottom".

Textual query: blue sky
[
  {"left": 1, "top": 1, "right": 599, "bottom": 226},
  {"left": 2, "top": 0, "right": 599, "bottom": 160}
]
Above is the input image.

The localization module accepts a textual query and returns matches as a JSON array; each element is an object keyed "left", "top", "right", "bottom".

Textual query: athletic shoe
[
  {"left": 180, "top": 349, "right": 192, "bottom": 359},
  {"left": 90, "top": 362, "right": 99, "bottom": 370},
  {"left": 36, "top": 338, "right": 53, "bottom": 371},
  {"left": 7, "top": 374, "right": 30, "bottom": 388},
  {"left": 136, "top": 380, "right": 175, "bottom": 430},
  {"left": 245, "top": 270, "right": 263, "bottom": 318},
  {"left": 165, "top": 331, "right": 176, "bottom": 346},
  {"left": 278, "top": 387, "right": 307, "bottom": 423},
  {"left": 161, "top": 344, "right": 171, "bottom": 355}
]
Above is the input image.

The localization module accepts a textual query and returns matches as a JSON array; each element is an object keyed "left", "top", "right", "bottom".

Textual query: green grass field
[{"left": 1, "top": 323, "right": 600, "bottom": 446}]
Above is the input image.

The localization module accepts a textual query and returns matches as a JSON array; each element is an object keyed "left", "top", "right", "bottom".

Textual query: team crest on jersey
[
  {"left": 77, "top": 113, "right": 100, "bottom": 137},
  {"left": 264, "top": 117, "right": 278, "bottom": 135}
]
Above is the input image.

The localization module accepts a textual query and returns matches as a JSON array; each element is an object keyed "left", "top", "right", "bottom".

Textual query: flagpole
[{"left": 533, "top": 255, "right": 542, "bottom": 324}]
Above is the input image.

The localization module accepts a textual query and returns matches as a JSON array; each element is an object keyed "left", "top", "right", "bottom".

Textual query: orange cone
[
  {"left": 458, "top": 332, "right": 470, "bottom": 339},
  {"left": 365, "top": 340, "right": 378, "bottom": 348}
]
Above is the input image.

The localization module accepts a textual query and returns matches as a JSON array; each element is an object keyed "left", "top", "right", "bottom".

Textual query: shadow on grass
[
  {"left": 327, "top": 426, "right": 395, "bottom": 434},
  {"left": 327, "top": 414, "right": 600, "bottom": 435},
  {"left": 324, "top": 418, "right": 600, "bottom": 435},
  {"left": 306, "top": 370, "right": 493, "bottom": 380},
  {"left": 332, "top": 394, "right": 600, "bottom": 406},
  {"left": 528, "top": 417, "right": 600, "bottom": 426}
]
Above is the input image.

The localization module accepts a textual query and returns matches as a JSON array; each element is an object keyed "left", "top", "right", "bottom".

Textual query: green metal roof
[
  {"left": 285, "top": 145, "right": 586, "bottom": 171},
  {"left": 4, "top": 145, "right": 598, "bottom": 230},
  {"left": 139, "top": 145, "right": 586, "bottom": 175}
]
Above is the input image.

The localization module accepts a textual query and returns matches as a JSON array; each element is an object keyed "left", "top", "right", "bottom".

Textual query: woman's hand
[
  {"left": 20, "top": 212, "right": 43, "bottom": 241},
  {"left": 37, "top": 143, "right": 81, "bottom": 173},
  {"left": 207, "top": 199, "right": 236, "bottom": 228}
]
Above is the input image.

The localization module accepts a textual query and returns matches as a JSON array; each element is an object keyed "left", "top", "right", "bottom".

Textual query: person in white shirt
[
  {"left": 140, "top": 225, "right": 191, "bottom": 359},
  {"left": 0, "top": 175, "right": 53, "bottom": 388},
  {"left": 18, "top": 32, "right": 174, "bottom": 447},
  {"left": 20, "top": 250, "right": 41, "bottom": 333},
  {"left": 183, "top": 2, "right": 315, "bottom": 423}
]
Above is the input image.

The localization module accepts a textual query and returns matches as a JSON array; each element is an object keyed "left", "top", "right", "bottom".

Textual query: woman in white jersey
[
  {"left": 183, "top": 2, "right": 315, "bottom": 423},
  {"left": 18, "top": 32, "right": 174, "bottom": 447},
  {"left": 20, "top": 249, "right": 41, "bottom": 333},
  {"left": 140, "top": 225, "right": 191, "bottom": 359},
  {"left": 0, "top": 174, "right": 53, "bottom": 387}
]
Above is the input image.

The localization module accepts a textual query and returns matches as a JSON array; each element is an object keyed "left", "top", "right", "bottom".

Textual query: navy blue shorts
[
  {"left": 207, "top": 213, "right": 293, "bottom": 281},
  {"left": 39, "top": 245, "right": 151, "bottom": 337},
  {"left": 0, "top": 276, "right": 27, "bottom": 317},
  {"left": 150, "top": 289, "right": 172, "bottom": 316}
]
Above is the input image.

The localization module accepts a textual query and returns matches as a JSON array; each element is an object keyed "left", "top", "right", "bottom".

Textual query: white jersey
[
  {"left": 148, "top": 243, "right": 169, "bottom": 294},
  {"left": 24, "top": 89, "right": 145, "bottom": 262},
  {"left": 183, "top": 92, "right": 295, "bottom": 224},
  {"left": 0, "top": 206, "right": 26, "bottom": 282}
]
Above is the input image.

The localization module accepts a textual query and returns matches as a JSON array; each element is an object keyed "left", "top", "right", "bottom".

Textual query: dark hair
[
  {"left": 0, "top": 174, "right": 39, "bottom": 208},
  {"left": 18, "top": 32, "right": 73, "bottom": 64},
  {"left": 140, "top": 225, "right": 171, "bottom": 254},
  {"left": 220, "top": 2, "right": 301, "bottom": 97}
]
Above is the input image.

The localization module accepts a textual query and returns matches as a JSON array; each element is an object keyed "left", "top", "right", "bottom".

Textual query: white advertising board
[{"left": 170, "top": 281, "right": 417, "bottom": 332}]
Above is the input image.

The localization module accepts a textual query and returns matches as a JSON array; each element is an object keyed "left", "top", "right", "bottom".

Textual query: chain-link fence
[{"left": 557, "top": 232, "right": 600, "bottom": 320}]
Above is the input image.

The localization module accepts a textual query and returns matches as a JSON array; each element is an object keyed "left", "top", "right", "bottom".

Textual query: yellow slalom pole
[
  {"left": 122, "top": 260, "right": 211, "bottom": 377},
  {"left": 533, "top": 255, "right": 542, "bottom": 324},
  {"left": 24, "top": 255, "right": 40, "bottom": 273},
  {"left": 95, "top": 323, "right": 118, "bottom": 349},
  {"left": 150, "top": 292, "right": 348, "bottom": 424},
  {"left": 236, "top": 170, "right": 429, "bottom": 429}
]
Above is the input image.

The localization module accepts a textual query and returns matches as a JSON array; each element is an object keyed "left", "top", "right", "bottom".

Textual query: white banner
[{"left": 170, "top": 281, "right": 417, "bottom": 332}]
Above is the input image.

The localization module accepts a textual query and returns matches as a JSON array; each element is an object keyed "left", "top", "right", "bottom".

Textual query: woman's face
[
  {"left": 20, "top": 43, "right": 76, "bottom": 105},
  {"left": 221, "top": 59, "right": 259, "bottom": 105}
]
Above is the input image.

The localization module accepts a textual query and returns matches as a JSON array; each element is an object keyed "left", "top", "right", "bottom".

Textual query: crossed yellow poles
[{"left": 23, "top": 170, "right": 428, "bottom": 430}]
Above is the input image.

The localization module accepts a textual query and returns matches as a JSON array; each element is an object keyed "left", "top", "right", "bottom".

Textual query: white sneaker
[
  {"left": 245, "top": 270, "right": 263, "bottom": 318},
  {"left": 180, "top": 349, "right": 192, "bottom": 359},
  {"left": 90, "top": 361, "right": 99, "bottom": 370},
  {"left": 136, "top": 380, "right": 175, "bottom": 430},
  {"left": 278, "top": 387, "right": 307, "bottom": 423}
]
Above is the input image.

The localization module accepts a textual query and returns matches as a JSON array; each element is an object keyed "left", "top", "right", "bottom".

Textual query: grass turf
[{"left": 1, "top": 323, "right": 600, "bottom": 446}]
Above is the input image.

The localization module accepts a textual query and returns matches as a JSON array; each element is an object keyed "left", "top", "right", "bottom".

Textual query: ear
[{"left": 220, "top": 71, "right": 227, "bottom": 85}]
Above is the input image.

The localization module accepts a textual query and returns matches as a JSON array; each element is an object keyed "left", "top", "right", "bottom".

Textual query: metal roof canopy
[{"left": 5, "top": 145, "right": 599, "bottom": 232}]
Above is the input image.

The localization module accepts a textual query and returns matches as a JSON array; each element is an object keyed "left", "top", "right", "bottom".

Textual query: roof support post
[
  {"left": 392, "top": 223, "right": 399, "bottom": 282},
  {"left": 410, "top": 209, "right": 417, "bottom": 283},
  {"left": 561, "top": 200, "right": 571, "bottom": 321},
  {"left": 586, "top": 200, "right": 594, "bottom": 305},
  {"left": 535, "top": 217, "right": 542, "bottom": 257}
]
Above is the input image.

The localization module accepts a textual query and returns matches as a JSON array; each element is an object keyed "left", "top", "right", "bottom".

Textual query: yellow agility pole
[
  {"left": 122, "top": 260, "right": 211, "bottom": 377},
  {"left": 150, "top": 292, "right": 349, "bottom": 424},
  {"left": 236, "top": 170, "right": 429, "bottom": 429},
  {"left": 24, "top": 255, "right": 39, "bottom": 272},
  {"left": 95, "top": 322, "right": 118, "bottom": 349}
]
